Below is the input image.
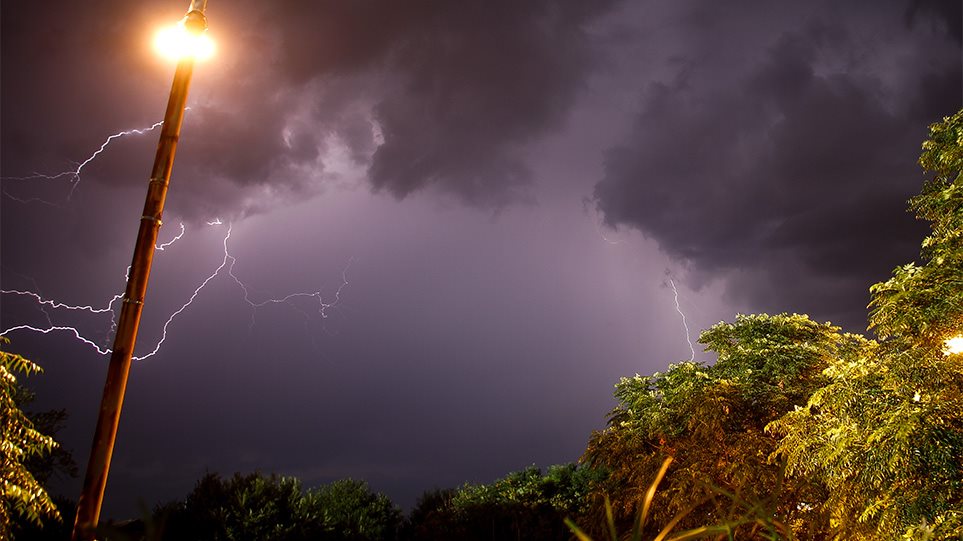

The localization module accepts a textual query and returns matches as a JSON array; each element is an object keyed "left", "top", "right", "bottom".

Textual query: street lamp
[{"left": 71, "top": 2, "right": 212, "bottom": 539}]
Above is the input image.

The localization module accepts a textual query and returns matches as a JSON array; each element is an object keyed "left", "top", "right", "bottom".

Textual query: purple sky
[{"left": 1, "top": 0, "right": 960, "bottom": 517}]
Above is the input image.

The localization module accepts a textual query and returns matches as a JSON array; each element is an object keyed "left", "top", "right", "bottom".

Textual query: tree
[
  {"left": 159, "top": 472, "right": 305, "bottom": 541},
  {"left": 582, "top": 314, "right": 862, "bottom": 538},
  {"left": 158, "top": 473, "right": 401, "bottom": 541},
  {"left": 402, "top": 488, "right": 457, "bottom": 541},
  {"left": 0, "top": 339, "right": 61, "bottom": 538},
  {"left": 11, "top": 393, "right": 76, "bottom": 541},
  {"left": 301, "top": 478, "right": 402, "bottom": 541},
  {"left": 404, "top": 464, "right": 601, "bottom": 541},
  {"left": 770, "top": 110, "right": 963, "bottom": 540}
]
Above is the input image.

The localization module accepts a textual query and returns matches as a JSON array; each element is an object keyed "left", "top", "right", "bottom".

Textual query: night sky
[{"left": 1, "top": 0, "right": 960, "bottom": 519}]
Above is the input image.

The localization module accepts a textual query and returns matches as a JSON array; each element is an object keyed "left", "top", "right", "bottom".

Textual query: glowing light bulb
[
  {"left": 153, "top": 24, "right": 215, "bottom": 61},
  {"left": 943, "top": 334, "right": 963, "bottom": 355}
]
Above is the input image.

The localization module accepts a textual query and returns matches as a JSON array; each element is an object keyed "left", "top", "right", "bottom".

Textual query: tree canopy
[
  {"left": 157, "top": 473, "right": 402, "bottom": 541},
  {"left": 583, "top": 313, "right": 857, "bottom": 538},
  {"left": 405, "top": 463, "right": 601, "bottom": 541}
]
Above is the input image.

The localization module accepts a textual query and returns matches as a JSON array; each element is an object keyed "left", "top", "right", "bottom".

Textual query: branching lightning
[
  {"left": 2, "top": 222, "right": 350, "bottom": 361},
  {"left": 228, "top": 250, "right": 351, "bottom": 330},
  {"left": 0, "top": 220, "right": 351, "bottom": 361},
  {"left": 133, "top": 223, "right": 235, "bottom": 360},
  {"left": 668, "top": 279, "right": 695, "bottom": 362},
  {"left": 1, "top": 120, "right": 165, "bottom": 201},
  {"left": 3, "top": 115, "right": 351, "bottom": 362}
]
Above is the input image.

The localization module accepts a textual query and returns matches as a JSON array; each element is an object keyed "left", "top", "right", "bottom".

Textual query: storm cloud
[
  {"left": 6, "top": 0, "right": 624, "bottom": 222},
  {"left": 593, "top": 0, "right": 960, "bottom": 328}
]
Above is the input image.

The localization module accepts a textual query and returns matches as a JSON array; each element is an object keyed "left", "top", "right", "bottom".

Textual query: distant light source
[
  {"left": 944, "top": 334, "right": 963, "bottom": 355},
  {"left": 154, "top": 21, "right": 214, "bottom": 61}
]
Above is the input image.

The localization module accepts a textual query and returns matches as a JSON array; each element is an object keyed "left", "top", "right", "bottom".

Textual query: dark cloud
[
  {"left": 3, "top": 0, "right": 621, "bottom": 222},
  {"left": 593, "top": 1, "right": 960, "bottom": 329},
  {"left": 907, "top": 0, "right": 963, "bottom": 42},
  {"left": 263, "top": 0, "right": 623, "bottom": 209},
  {"left": 257, "top": 1, "right": 619, "bottom": 207},
  {"left": 366, "top": 1, "right": 619, "bottom": 207}
]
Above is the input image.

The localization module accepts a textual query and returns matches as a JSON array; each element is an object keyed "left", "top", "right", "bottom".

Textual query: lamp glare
[{"left": 154, "top": 25, "right": 214, "bottom": 61}]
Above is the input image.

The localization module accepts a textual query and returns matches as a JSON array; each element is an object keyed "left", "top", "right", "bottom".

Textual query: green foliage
[
  {"left": 405, "top": 463, "right": 602, "bottom": 541},
  {"left": 160, "top": 472, "right": 305, "bottom": 541},
  {"left": 583, "top": 314, "right": 857, "bottom": 538},
  {"left": 158, "top": 472, "right": 401, "bottom": 541},
  {"left": 869, "top": 112, "right": 963, "bottom": 345},
  {"left": 302, "top": 479, "right": 402, "bottom": 541},
  {"left": 0, "top": 339, "right": 61, "bottom": 539},
  {"left": 771, "top": 110, "right": 963, "bottom": 540},
  {"left": 451, "top": 463, "right": 600, "bottom": 515}
]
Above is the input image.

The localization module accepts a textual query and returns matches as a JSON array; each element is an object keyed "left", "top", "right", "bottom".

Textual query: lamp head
[{"left": 154, "top": 8, "right": 213, "bottom": 61}]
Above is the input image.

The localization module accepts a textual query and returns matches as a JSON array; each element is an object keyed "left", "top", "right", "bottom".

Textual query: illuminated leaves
[
  {"left": 772, "top": 109, "right": 963, "bottom": 540},
  {"left": 584, "top": 314, "right": 843, "bottom": 538},
  {"left": 0, "top": 338, "right": 61, "bottom": 537}
]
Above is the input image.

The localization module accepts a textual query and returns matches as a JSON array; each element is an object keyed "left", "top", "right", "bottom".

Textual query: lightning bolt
[
  {"left": 590, "top": 207, "right": 697, "bottom": 362},
  {"left": 1, "top": 228, "right": 185, "bottom": 356},
  {"left": 135, "top": 222, "right": 350, "bottom": 359},
  {"left": 0, "top": 324, "right": 114, "bottom": 356},
  {"left": 228, "top": 256, "right": 350, "bottom": 330},
  {"left": 1, "top": 222, "right": 350, "bottom": 361},
  {"left": 668, "top": 279, "right": 695, "bottom": 362},
  {"left": 2, "top": 114, "right": 350, "bottom": 362},
  {"left": 155, "top": 222, "right": 187, "bottom": 251},
  {"left": 0, "top": 290, "right": 119, "bottom": 315},
  {"left": 2, "top": 121, "right": 165, "bottom": 201}
]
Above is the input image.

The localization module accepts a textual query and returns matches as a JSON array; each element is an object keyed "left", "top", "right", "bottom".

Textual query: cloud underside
[
  {"left": 162, "top": 0, "right": 622, "bottom": 217},
  {"left": 592, "top": 3, "right": 959, "bottom": 325}
]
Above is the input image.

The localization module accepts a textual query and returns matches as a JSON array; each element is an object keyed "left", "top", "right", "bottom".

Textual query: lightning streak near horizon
[
  {"left": 669, "top": 279, "right": 695, "bottom": 362},
  {"left": 1, "top": 222, "right": 350, "bottom": 360},
  {"left": 592, "top": 212, "right": 698, "bottom": 362}
]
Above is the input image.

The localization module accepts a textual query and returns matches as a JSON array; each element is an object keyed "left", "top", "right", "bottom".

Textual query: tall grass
[{"left": 565, "top": 458, "right": 795, "bottom": 541}]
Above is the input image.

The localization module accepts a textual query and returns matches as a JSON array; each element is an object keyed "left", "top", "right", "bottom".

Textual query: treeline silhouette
[{"left": 17, "top": 465, "right": 600, "bottom": 541}]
